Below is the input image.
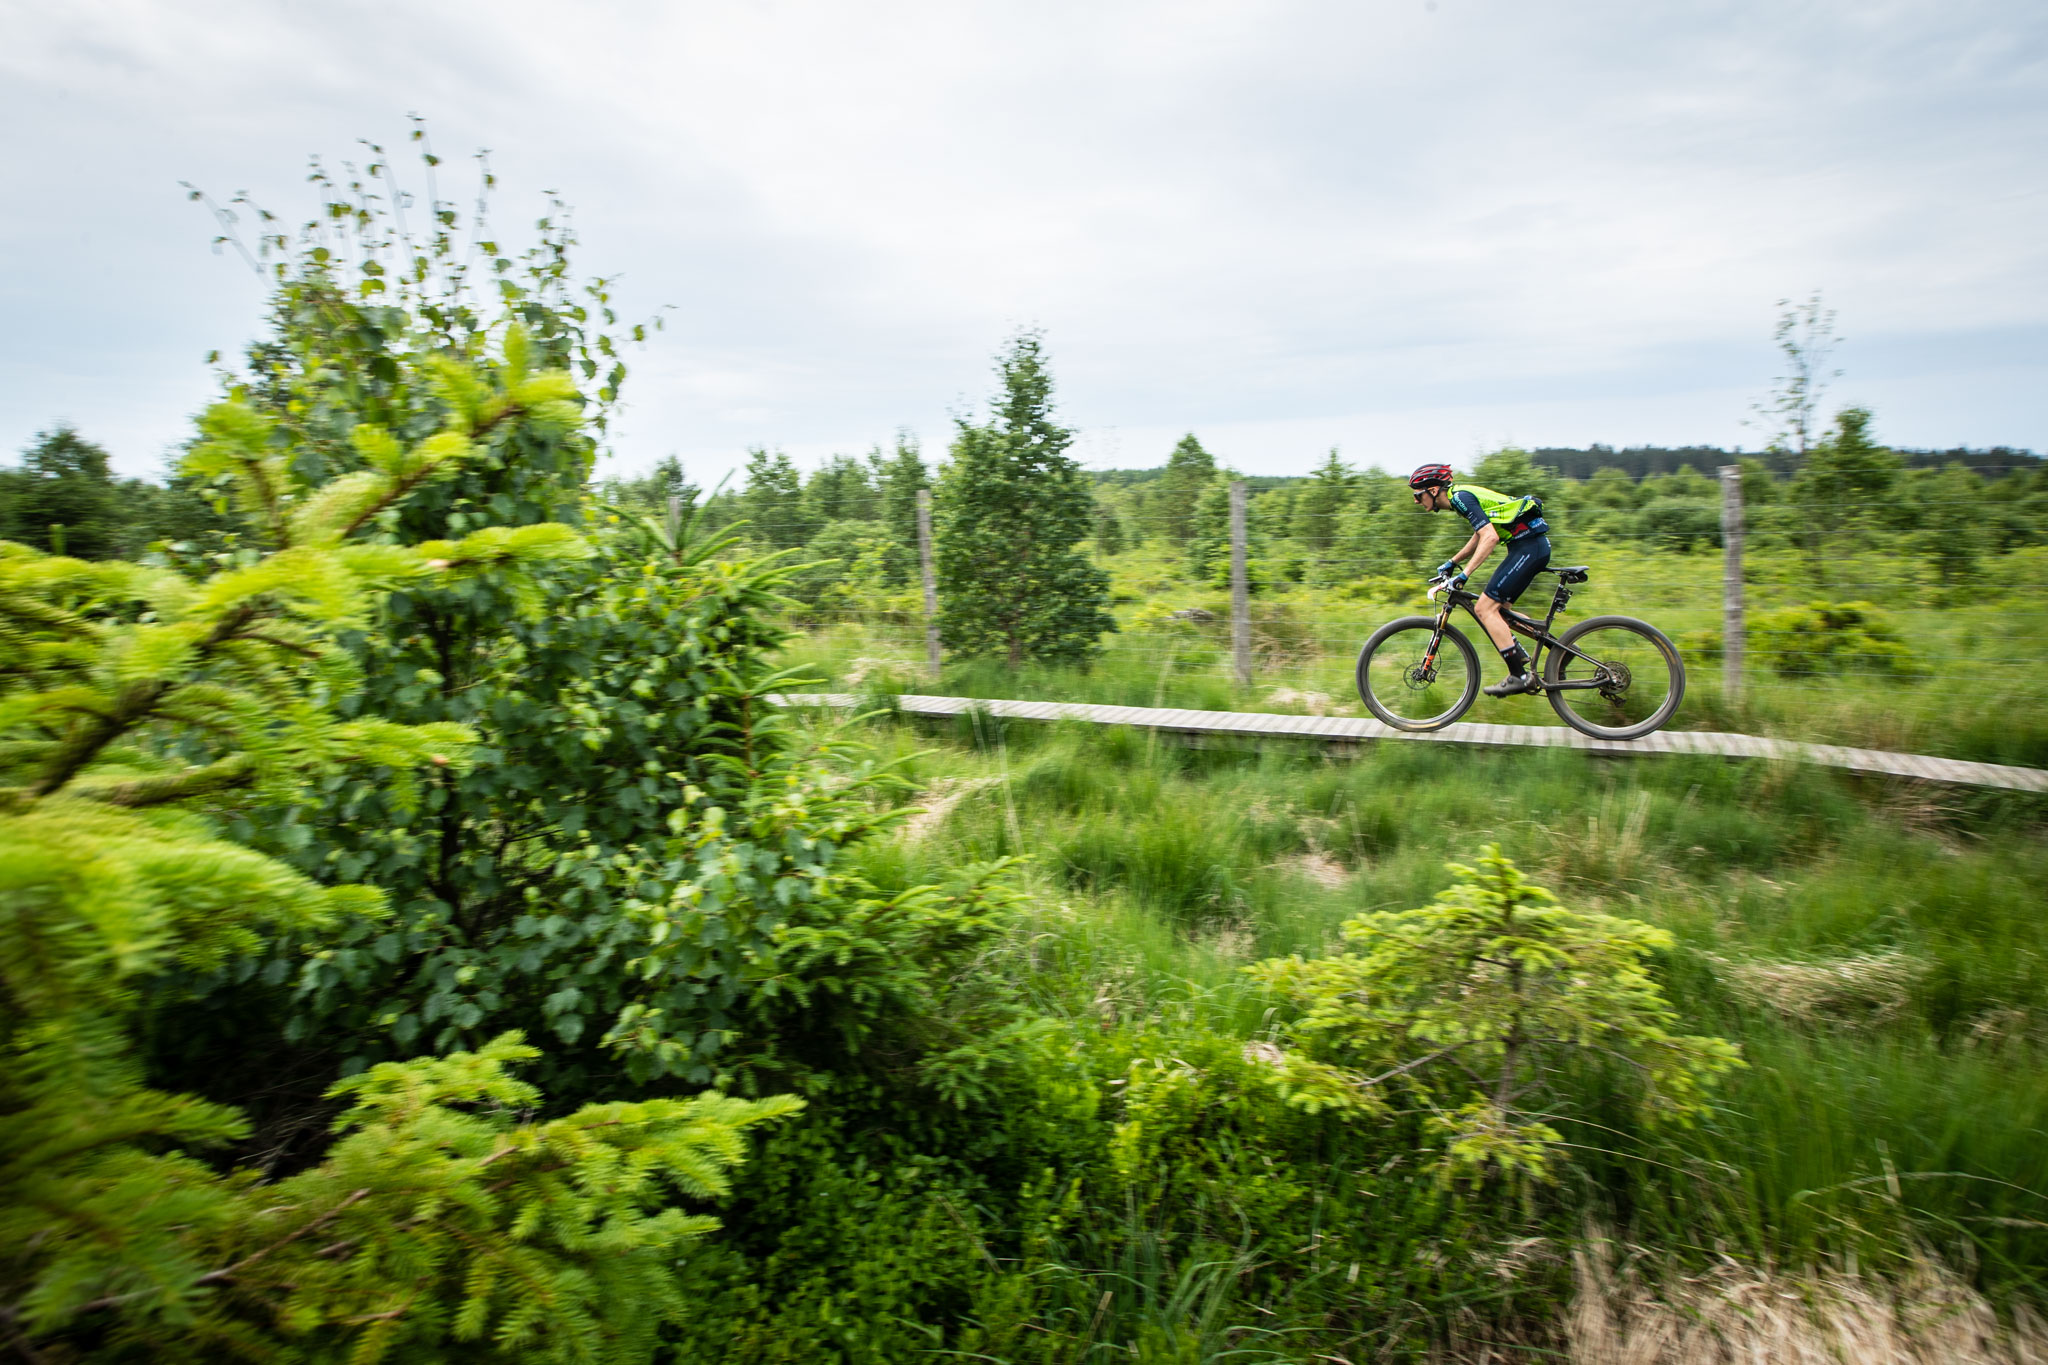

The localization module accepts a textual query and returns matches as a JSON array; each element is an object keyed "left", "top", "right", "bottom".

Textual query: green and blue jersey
[{"left": 1449, "top": 483, "right": 1547, "bottom": 542}]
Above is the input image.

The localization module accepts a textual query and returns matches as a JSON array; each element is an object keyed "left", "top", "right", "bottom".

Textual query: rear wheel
[
  {"left": 1543, "top": 615, "right": 1685, "bottom": 740},
  {"left": 1357, "top": 616, "right": 1480, "bottom": 732}
]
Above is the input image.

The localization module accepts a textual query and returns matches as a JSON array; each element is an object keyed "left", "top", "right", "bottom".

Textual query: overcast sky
[{"left": 3, "top": 0, "right": 2043, "bottom": 485}]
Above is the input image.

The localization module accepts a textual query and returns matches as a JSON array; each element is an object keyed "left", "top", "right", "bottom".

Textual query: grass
[
  {"left": 1566, "top": 1240, "right": 2048, "bottom": 1363},
  {"left": 827, "top": 709, "right": 2048, "bottom": 1301}
]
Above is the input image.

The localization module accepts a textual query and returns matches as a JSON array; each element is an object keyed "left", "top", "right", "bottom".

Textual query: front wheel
[
  {"left": 1357, "top": 616, "right": 1481, "bottom": 732},
  {"left": 1543, "top": 615, "right": 1686, "bottom": 741}
]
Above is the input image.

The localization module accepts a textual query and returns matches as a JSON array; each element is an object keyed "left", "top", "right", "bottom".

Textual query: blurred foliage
[{"left": 1750, "top": 600, "right": 1922, "bottom": 678}]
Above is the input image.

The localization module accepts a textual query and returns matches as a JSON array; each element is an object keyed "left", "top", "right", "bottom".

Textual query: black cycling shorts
[{"left": 1483, "top": 534, "right": 1551, "bottom": 604}]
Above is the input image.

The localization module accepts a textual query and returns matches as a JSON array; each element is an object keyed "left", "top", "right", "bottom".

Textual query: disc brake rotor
[
  {"left": 1404, "top": 663, "right": 1438, "bottom": 691},
  {"left": 1598, "top": 660, "right": 1633, "bottom": 702}
]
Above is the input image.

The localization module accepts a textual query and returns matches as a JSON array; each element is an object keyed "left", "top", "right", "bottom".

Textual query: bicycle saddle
[{"left": 1540, "top": 565, "right": 1590, "bottom": 584}]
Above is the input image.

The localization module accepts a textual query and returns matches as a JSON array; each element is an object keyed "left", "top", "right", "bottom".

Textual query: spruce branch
[
  {"left": 73, "top": 754, "right": 259, "bottom": 808},
  {"left": 24, "top": 679, "right": 172, "bottom": 799},
  {"left": 192, "top": 1188, "right": 372, "bottom": 1288},
  {"left": 227, "top": 630, "right": 325, "bottom": 660}
]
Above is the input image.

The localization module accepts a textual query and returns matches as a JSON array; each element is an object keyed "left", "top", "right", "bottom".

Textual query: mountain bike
[{"left": 1354, "top": 566, "right": 1685, "bottom": 741}]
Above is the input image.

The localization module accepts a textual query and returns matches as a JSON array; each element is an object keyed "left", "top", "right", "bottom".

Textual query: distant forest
[
  {"left": 1097, "top": 444, "right": 2040, "bottom": 487},
  {"left": 4, "top": 427, "right": 2040, "bottom": 567},
  {"left": 1523, "top": 442, "right": 2042, "bottom": 482}
]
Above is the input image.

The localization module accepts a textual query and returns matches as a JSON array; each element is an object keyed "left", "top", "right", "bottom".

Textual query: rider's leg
[
  {"left": 1476, "top": 595, "right": 1532, "bottom": 678},
  {"left": 1472, "top": 594, "right": 1516, "bottom": 653},
  {"left": 1476, "top": 537, "right": 1549, "bottom": 688}
]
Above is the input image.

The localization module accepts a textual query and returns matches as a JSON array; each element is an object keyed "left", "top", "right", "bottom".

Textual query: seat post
[
  {"left": 1545, "top": 582, "right": 1571, "bottom": 629},
  {"left": 1526, "top": 566, "right": 1587, "bottom": 632}
]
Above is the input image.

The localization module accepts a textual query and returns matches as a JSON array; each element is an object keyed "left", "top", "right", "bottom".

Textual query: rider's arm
[
  {"left": 1445, "top": 491, "right": 1492, "bottom": 575},
  {"left": 1460, "top": 523, "right": 1501, "bottom": 577}
]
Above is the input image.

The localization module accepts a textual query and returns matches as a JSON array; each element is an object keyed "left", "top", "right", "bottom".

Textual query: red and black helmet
[{"left": 1408, "top": 463, "right": 1454, "bottom": 491}]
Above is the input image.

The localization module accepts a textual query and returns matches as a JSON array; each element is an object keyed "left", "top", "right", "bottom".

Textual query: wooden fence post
[
  {"left": 1720, "top": 465, "right": 1745, "bottom": 704},
  {"left": 666, "top": 494, "right": 680, "bottom": 547},
  {"left": 1230, "top": 481, "right": 1251, "bottom": 688},
  {"left": 917, "top": 488, "right": 941, "bottom": 680}
]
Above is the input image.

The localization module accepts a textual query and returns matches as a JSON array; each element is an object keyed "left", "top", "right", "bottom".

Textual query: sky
[{"left": 2, "top": 0, "right": 2044, "bottom": 486}]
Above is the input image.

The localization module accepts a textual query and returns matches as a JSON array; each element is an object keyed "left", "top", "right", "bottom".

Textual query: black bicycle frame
[{"left": 1427, "top": 576, "right": 1610, "bottom": 691}]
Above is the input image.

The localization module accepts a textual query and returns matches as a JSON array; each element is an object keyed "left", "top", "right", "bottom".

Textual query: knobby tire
[
  {"left": 1356, "top": 616, "right": 1481, "bottom": 732},
  {"left": 1542, "top": 614, "right": 1686, "bottom": 741}
]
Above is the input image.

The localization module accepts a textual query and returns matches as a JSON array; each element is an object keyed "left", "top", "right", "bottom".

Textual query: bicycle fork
[{"left": 1420, "top": 607, "right": 1453, "bottom": 679}]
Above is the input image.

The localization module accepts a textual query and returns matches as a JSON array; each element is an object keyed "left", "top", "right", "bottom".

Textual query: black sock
[{"left": 1499, "top": 643, "right": 1530, "bottom": 676}]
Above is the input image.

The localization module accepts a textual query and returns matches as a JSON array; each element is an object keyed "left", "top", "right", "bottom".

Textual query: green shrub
[
  {"left": 0, "top": 377, "right": 797, "bottom": 1360},
  {"left": 1247, "top": 848, "right": 1743, "bottom": 1185},
  {"left": 783, "top": 517, "right": 913, "bottom": 617},
  {"left": 667, "top": 1015, "right": 1556, "bottom": 1363},
  {"left": 1634, "top": 497, "right": 1722, "bottom": 552},
  {"left": 1678, "top": 625, "right": 1723, "bottom": 662},
  {"left": 156, "top": 169, "right": 1016, "bottom": 1109},
  {"left": 1751, "top": 600, "right": 1921, "bottom": 677}
]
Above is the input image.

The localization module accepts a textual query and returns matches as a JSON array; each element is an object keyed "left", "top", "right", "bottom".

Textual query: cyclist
[{"left": 1407, "top": 464, "right": 1550, "bottom": 696}]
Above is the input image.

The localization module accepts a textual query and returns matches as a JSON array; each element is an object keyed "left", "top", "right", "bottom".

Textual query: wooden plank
[
  {"left": 1883, "top": 752, "right": 1941, "bottom": 781},
  {"left": 2014, "top": 766, "right": 2048, "bottom": 792},
  {"left": 1925, "top": 756, "right": 1986, "bottom": 784},
  {"left": 2004, "top": 766, "right": 2048, "bottom": 792},
  {"left": 768, "top": 694, "right": 2047, "bottom": 792}
]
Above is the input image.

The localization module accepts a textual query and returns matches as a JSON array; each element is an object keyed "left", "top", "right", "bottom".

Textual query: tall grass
[{"left": 837, "top": 710, "right": 2048, "bottom": 1295}]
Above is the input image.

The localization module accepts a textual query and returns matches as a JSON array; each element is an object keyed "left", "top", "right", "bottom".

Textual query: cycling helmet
[{"left": 1408, "top": 463, "right": 1454, "bottom": 491}]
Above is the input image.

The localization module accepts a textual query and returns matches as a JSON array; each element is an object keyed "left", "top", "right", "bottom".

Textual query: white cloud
[{"left": 2, "top": 0, "right": 2043, "bottom": 483}]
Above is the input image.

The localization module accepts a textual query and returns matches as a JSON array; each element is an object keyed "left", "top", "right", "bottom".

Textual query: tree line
[
  {"left": 1525, "top": 441, "right": 2038, "bottom": 483},
  {"left": 615, "top": 399, "right": 2043, "bottom": 642},
  {"left": 1078, "top": 410, "right": 2048, "bottom": 595},
  {"left": 14, "top": 372, "right": 2043, "bottom": 698}
]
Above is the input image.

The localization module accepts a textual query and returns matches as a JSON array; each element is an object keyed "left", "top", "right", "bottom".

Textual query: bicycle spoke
[
  {"left": 1361, "top": 623, "right": 1476, "bottom": 729},
  {"left": 1549, "top": 621, "right": 1680, "bottom": 738}
]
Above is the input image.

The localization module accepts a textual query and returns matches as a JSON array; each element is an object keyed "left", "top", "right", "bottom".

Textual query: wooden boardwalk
[{"left": 777, "top": 693, "right": 2048, "bottom": 794}]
